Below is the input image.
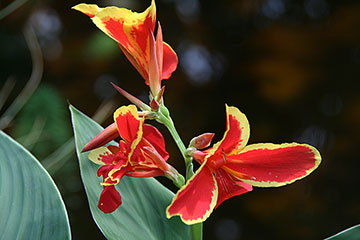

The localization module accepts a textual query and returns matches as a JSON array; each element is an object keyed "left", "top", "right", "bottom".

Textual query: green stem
[
  {"left": 157, "top": 105, "right": 203, "bottom": 240},
  {"left": 191, "top": 223, "right": 203, "bottom": 240},
  {"left": 157, "top": 105, "right": 194, "bottom": 180}
]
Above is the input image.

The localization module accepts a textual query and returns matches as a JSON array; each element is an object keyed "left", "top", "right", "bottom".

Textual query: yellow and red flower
[
  {"left": 72, "top": 0, "right": 178, "bottom": 98},
  {"left": 166, "top": 105, "right": 321, "bottom": 224},
  {"left": 88, "top": 105, "right": 179, "bottom": 213}
]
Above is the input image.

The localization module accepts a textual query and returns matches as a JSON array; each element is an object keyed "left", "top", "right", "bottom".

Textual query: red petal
[
  {"left": 161, "top": 42, "right": 178, "bottom": 80},
  {"left": 214, "top": 168, "right": 252, "bottom": 209},
  {"left": 114, "top": 105, "right": 141, "bottom": 143},
  {"left": 88, "top": 147, "right": 112, "bottom": 165},
  {"left": 224, "top": 143, "right": 321, "bottom": 187},
  {"left": 206, "top": 106, "right": 250, "bottom": 166},
  {"left": 156, "top": 22, "right": 164, "bottom": 79},
  {"left": 166, "top": 164, "right": 218, "bottom": 224},
  {"left": 82, "top": 123, "right": 119, "bottom": 152},
  {"left": 148, "top": 29, "right": 160, "bottom": 96},
  {"left": 127, "top": 169, "right": 163, "bottom": 178},
  {"left": 141, "top": 146, "right": 169, "bottom": 172},
  {"left": 190, "top": 133, "right": 215, "bottom": 149},
  {"left": 98, "top": 185, "right": 122, "bottom": 213},
  {"left": 142, "top": 124, "right": 169, "bottom": 161},
  {"left": 73, "top": 1, "right": 156, "bottom": 82},
  {"left": 97, "top": 164, "right": 114, "bottom": 178}
]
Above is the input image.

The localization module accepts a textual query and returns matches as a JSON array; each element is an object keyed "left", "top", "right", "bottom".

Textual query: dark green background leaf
[
  {"left": 12, "top": 85, "right": 71, "bottom": 159},
  {"left": 326, "top": 224, "right": 360, "bottom": 240},
  {"left": 70, "top": 105, "right": 190, "bottom": 240},
  {"left": 0, "top": 130, "right": 71, "bottom": 239}
]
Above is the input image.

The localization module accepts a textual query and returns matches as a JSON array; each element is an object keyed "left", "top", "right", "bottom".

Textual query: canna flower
[
  {"left": 88, "top": 105, "right": 181, "bottom": 213},
  {"left": 72, "top": 0, "right": 178, "bottom": 98},
  {"left": 166, "top": 105, "right": 321, "bottom": 224}
]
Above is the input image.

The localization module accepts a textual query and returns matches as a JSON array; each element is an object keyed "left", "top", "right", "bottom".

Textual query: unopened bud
[
  {"left": 150, "top": 98, "right": 160, "bottom": 111},
  {"left": 189, "top": 133, "right": 215, "bottom": 149}
]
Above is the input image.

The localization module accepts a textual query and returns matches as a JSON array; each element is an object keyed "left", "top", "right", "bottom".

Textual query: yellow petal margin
[
  {"left": 72, "top": 3, "right": 101, "bottom": 17},
  {"left": 166, "top": 162, "right": 218, "bottom": 225},
  {"left": 228, "top": 143, "right": 321, "bottom": 187},
  {"left": 112, "top": 105, "right": 143, "bottom": 166},
  {"left": 113, "top": 104, "right": 139, "bottom": 123},
  {"left": 208, "top": 105, "right": 250, "bottom": 158},
  {"left": 72, "top": 1, "right": 156, "bottom": 67},
  {"left": 88, "top": 146, "right": 109, "bottom": 165}
]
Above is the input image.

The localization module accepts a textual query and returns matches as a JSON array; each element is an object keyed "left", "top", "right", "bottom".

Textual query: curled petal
[
  {"left": 214, "top": 168, "right": 252, "bottom": 209},
  {"left": 73, "top": 1, "right": 156, "bottom": 81},
  {"left": 166, "top": 164, "right": 218, "bottom": 224},
  {"left": 97, "top": 164, "right": 114, "bottom": 178},
  {"left": 142, "top": 124, "right": 169, "bottom": 161},
  {"left": 208, "top": 105, "right": 250, "bottom": 160},
  {"left": 113, "top": 105, "right": 140, "bottom": 143},
  {"left": 141, "top": 146, "right": 169, "bottom": 173},
  {"left": 72, "top": 3, "right": 100, "bottom": 18},
  {"left": 161, "top": 42, "right": 178, "bottom": 80},
  {"left": 224, "top": 143, "right": 321, "bottom": 187},
  {"left": 106, "top": 163, "right": 132, "bottom": 186}
]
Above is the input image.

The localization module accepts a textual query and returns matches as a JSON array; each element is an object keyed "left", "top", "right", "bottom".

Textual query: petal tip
[{"left": 72, "top": 3, "right": 101, "bottom": 18}]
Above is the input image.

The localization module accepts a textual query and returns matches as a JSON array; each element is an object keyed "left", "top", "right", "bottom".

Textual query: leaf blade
[
  {"left": 0, "top": 131, "right": 71, "bottom": 239},
  {"left": 70, "top": 105, "right": 189, "bottom": 240},
  {"left": 326, "top": 224, "right": 360, "bottom": 240}
]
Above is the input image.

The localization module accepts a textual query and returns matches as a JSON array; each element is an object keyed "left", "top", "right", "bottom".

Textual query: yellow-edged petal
[
  {"left": 207, "top": 105, "right": 250, "bottom": 159},
  {"left": 166, "top": 163, "right": 218, "bottom": 225},
  {"left": 88, "top": 146, "right": 109, "bottom": 165},
  {"left": 224, "top": 143, "right": 321, "bottom": 187},
  {"left": 73, "top": 1, "right": 156, "bottom": 80}
]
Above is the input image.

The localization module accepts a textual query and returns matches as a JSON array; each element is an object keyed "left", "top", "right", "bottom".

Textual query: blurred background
[{"left": 1, "top": 0, "right": 360, "bottom": 239}]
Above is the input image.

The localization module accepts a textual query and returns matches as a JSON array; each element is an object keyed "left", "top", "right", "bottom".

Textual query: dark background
[{"left": 1, "top": 0, "right": 360, "bottom": 239}]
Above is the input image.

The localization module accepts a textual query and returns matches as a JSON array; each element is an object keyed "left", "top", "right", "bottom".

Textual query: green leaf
[
  {"left": 70, "top": 105, "right": 190, "bottom": 240},
  {"left": 0, "top": 131, "right": 71, "bottom": 239},
  {"left": 326, "top": 224, "right": 360, "bottom": 240}
]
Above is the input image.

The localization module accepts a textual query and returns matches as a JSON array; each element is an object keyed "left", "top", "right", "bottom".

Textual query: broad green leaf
[
  {"left": 70, "top": 105, "right": 190, "bottom": 240},
  {"left": 0, "top": 131, "right": 71, "bottom": 239},
  {"left": 326, "top": 224, "right": 360, "bottom": 240}
]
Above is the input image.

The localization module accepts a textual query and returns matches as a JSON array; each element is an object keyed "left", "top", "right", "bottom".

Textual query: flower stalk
[{"left": 156, "top": 104, "right": 195, "bottom": 180}]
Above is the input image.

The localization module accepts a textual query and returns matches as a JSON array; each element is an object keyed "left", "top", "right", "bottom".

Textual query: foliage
[
  {"left": 0, "top": 130, "right": 71, "bottom": 239},
  {"left": 70, "top": 105, "right": 190, "bottom": 240}
]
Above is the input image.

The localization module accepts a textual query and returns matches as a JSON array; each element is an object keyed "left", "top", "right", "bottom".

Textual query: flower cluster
[
  {"left": 166, "top": 105, "right": 321, "bottom": 224},
  {"left": 87, "top": 105, "right": 182, "bottom": 213},
  {"left": 73, "top": 0, "right": 321, "bottom": 225}
]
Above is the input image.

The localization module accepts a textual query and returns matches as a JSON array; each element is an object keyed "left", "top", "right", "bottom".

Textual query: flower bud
[
  {"left": 150, "top": 98, "right": 160, "bottom": 111},
  {"left": 189, "top": 133, "right": 215, "bottom": 149}
]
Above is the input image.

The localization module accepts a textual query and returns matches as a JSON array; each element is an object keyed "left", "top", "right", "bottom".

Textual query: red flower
[
  {"left": 166, "top": 105, "right": 321, "bottom": 224},
  {"left": 72, "top": 0, "right": 178, "bottom": 98},
  {"left": 88, "top": 105, "right": 178, "bottom": 213}
]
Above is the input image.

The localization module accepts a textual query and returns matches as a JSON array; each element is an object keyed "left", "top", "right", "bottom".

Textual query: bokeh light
[{"left": 1, "top": 0, "right": 360, "bottom": 239}]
